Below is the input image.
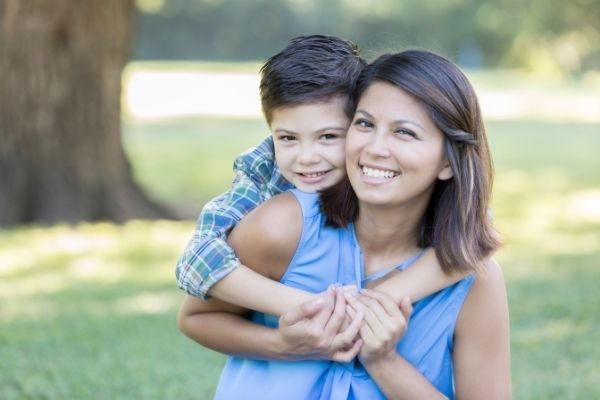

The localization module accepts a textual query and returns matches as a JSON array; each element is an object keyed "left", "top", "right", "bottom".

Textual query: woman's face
[{"left": 346, "top": 81, "right": 453, "bottom": 208}]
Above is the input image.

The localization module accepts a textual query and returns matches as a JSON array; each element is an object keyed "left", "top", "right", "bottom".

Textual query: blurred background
[{"left": 1, "top": 0, "right": 599, "bottom": 398}]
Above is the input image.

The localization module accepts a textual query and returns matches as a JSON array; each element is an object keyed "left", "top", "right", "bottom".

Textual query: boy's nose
[{"left": 297, "top": 143, "right": 320, "bottom": 164}]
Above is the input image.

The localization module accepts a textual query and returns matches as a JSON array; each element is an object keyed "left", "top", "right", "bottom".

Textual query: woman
[{"left": 179, "top": 50, "right": 510, "bottom": 399}]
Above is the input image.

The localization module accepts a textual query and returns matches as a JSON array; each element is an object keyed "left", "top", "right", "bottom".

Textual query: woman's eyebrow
[
  {"left": 394, "top": 119, "right": 425, "bottom": 130},
  {"left": 356, "top": 109, "right": 425, "bottom": 130},
  {"left": 355, "top": 109, "right": 373, "bottom": 118}
]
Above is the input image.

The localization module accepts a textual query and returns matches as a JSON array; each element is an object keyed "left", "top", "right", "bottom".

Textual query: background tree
[{"left": 0, "top": 0, "right": 170, "bottom": 226}]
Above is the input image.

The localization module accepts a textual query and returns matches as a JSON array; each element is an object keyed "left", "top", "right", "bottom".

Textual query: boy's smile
[{"left": 270, "top": 96, "right": 349, "bottom": 192}]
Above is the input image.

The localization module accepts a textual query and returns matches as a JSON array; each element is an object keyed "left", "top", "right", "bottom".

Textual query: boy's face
[{"left": 270, "top": 97, "right": 349, "bottom": 192}]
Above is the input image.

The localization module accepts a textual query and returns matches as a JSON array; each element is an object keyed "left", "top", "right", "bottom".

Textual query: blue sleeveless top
[{"left": 213, "top": 190, "right": 474, "bottom": 400}]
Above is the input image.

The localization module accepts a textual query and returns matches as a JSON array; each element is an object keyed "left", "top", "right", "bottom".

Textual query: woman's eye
[
  {"left": 353, "top": 118, "right": 373, "bottom": 129},
  {"left": 396, "top": 129, "right": 417, "bottom": 138},
  {"left": 279, "top": 135, "right": 296, "bottom": 142}
]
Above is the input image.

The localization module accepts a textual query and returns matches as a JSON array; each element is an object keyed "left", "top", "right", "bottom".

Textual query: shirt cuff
[{"left": 177, "top": 256, "right": 241, "bottom": 300}]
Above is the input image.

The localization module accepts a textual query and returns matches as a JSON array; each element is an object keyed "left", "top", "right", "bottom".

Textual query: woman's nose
[{"left": 364, "top": 130, "right": 391, "bottom": 158}]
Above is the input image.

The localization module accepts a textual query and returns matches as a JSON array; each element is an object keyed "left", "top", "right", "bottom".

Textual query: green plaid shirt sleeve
[{"left": 175, "top": 136, "right": 292, "bottom": 299}]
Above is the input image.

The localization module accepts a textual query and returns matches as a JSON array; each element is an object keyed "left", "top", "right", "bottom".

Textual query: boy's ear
[{"left": 437, "top": 161, "right": 453, "bottom": 181}]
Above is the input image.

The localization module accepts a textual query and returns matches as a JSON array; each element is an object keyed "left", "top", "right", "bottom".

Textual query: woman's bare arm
[{"left": 453, "top": 258, "right": 512, "bottom": 399}]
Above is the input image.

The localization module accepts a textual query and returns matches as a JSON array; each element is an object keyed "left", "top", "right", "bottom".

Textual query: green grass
[
  {"left": 0, "top": 222, "right": 226, "bottom": 399},
  {"left": 2, "top": 117, "right": 599, "bottom": 399}
]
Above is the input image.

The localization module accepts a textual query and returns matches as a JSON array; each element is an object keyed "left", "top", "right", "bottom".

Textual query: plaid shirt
[{"left": 175, "top": 136, "right": 293, "bottom": 299}]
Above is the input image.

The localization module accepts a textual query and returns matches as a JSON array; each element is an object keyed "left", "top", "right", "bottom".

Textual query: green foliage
[{"left": 134, "top": 0, "right": 600, "bottom": 74}]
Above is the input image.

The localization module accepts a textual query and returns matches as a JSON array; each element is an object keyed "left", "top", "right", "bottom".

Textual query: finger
[
  {"left": 308, "top": 285, "right": 336, "bottom": 328},
  {"left": 358, "top": 292, "right": 409, "bottom": 338},
  {"left": 346, "top": 304, "right": 357, "bottom": 318},
  {"left": 340, "top": 284, "right": 359, "bottom": 294},
  {"left": 323, "top": 288, "right": 347, "bottom": 336},
  {"left": 345, "top": 292, "right": 387, "bottom": 335},
  {"left": 332, "top": 339, "right": 363, "bottom": 363},
  {"left": 332, "top": 309, "right": 363, "bottom": 349},
  {"left": 399, "top": 296, "right": 413, "bottom": 320},
  {"left": 279, "top": 297, "right": 324, "bottom": 326},
  {"left": 360, "top": 289, "right": 403, "bottom": 319},
  {"left": 357, "top": 297, "right": 388, "bottom": 335}
]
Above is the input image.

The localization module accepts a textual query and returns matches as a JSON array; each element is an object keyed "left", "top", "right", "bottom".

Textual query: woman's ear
[{"left": 437, "top": 162, "right": 453, "bottom": 180}]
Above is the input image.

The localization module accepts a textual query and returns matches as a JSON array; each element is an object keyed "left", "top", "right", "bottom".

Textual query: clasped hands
[{"left": 277, "top": 284, "right": 412, "bottom": 365}]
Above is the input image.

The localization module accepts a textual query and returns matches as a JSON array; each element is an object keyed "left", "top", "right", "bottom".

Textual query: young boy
[
  {"left": 176, "top": 36, "right": 463, "bottom": 358},
  {"left": 176, "top": 35, "right": 365, "bottom": 314}
]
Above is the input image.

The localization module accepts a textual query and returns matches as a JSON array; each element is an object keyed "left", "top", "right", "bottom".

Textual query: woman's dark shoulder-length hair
[{"left": 320, "top": 49, "right": 500, "bottom": 274}]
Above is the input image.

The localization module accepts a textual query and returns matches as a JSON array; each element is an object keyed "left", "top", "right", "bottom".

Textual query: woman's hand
[
  {"left": 277, "top": 285, "right": 364, "bottom": 362},
  {"left": 344, "top": 288, "right": 412, "bottom": 366}
]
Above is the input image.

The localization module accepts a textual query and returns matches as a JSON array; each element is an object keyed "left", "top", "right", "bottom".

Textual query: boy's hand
[{"left": 278, "top": 285, "right": 363, "bottom": 362}]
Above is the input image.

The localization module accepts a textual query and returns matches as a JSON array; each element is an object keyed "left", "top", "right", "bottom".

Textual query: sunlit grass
[{"left": 0, "top": 221, "right": 225, "bottom": 399}]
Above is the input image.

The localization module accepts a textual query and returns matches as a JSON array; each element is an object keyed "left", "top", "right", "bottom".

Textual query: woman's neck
[{"left": 354, "top": 201, "right": 426, "bottom": 275}]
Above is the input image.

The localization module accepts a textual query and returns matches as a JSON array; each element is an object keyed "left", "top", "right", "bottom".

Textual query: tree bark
[{"left": 0, "top": 0, "right": 171, "bottom": 226}]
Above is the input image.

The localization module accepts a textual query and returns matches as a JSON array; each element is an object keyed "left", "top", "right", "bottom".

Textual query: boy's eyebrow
[
  {"left": 355, "top": 109, "right": 425, "bottom": 130},
  {"left": 273, "top": 128, "right": 297, "bottom": 135},
  {"left": 274, "top": 126, "right": 347, "bottom": 135},
  {"left": 315, "top": 126, "right": 347, "bottom": 133}
]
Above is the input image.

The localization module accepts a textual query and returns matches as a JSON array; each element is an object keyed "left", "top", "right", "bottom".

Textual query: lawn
[{"left": 1, "top": 112, "right": 599, "bottom": 397}]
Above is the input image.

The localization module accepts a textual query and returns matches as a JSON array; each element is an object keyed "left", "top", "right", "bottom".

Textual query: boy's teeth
[
  {"left": 303, "top": 172, "right": 325, "bottom": 178},
  {"left": 361, "top": 166, "right": 398, "bottom": 179}
]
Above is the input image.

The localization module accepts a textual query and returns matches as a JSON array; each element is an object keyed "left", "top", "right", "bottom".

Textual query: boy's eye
[
  {"left": 353, "top": 118, "right": 373, "bottom": 129},
  {"left": 278, "top": 135, "right": 296, "bottom": 142},
  {"left": 320, "top": 133, "right": 340, "bottom": 140}
]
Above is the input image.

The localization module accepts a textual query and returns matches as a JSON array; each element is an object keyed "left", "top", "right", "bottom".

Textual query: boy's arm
[
  {"left": 209, "top": 245, "right": 466, "bottom": 317},
  {"left": 215, "top": 247, "right": 467, "bottom": 318},
  {"left": 175, "top": 136, "right": 292, "bottom": 300},
  {"left": 178, "top": 251, "right": 465, "bottom": 361},
  {"left": 372, "top": 249, "right": 468, "bottom": 303},
  {"left": 208, "top": 264, "right": 315, "bottom": 316},
  {"left": 178, "top": 255, "right": 463, "bottom": 362},
  {"left": 178, "top": 193, "right": 363, "bottom": 361}
]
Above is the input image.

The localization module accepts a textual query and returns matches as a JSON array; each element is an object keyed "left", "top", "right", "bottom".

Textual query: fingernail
[
  {"left": 343, "top": 285, "right": 358, "bottom": 293},
  {"left": 343, "top": 290, "right": 357, "bottom": 300}
]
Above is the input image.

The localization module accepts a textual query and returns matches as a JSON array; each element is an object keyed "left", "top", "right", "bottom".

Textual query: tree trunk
[{"left": 0, "top": 0, "right": 171, "bottom": 226}]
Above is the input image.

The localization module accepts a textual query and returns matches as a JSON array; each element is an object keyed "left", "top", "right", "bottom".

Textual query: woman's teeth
[{"left": 361, "top": 166, "right": 398, "bottom": 179}]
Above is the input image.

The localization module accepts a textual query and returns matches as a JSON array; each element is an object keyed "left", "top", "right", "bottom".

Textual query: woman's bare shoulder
[
  {"left": 457, "top": 258, "right": 509, "bottom": 335},
  {"left": 227, "top": 192, "right": 303, "bottom": 278}
]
